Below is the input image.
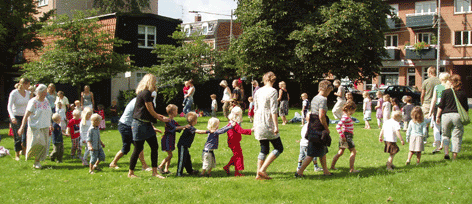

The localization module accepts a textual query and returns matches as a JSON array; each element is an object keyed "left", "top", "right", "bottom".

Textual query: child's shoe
[
  {"left": 234, "top": 172, "right": 244, "bottom": 177},
  {"left": 314, "top": 166, "right": 323, "bottom": 172},
  {"left": 93, "top": 165, "right": 102, "bottom": 171},
  {"left": 223, "top": 166, "right": 230, "bottom": 176}
]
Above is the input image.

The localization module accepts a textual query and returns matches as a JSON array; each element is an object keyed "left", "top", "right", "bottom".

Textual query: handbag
[
  {"left": 452, "top": 89, "right": 470, "bottom": 125},
  {"left": 305, "top": 114, "right": 331, "bottom": 147}
]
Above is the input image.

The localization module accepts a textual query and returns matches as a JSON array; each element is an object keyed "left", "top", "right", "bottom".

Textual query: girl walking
[{"left": 406, "top": 107, "right": 427, "bottom": 165}]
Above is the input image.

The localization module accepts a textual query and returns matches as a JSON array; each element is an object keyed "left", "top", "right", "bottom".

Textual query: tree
[
  {"left": 20, "top": 10, "right": 134, "bottom": 92},
  {"left": 0, "top": 0, "right": 53, "bottom": 70},
  {"left": 234, "top": 0, "right": 393, "bottom": 89},
  {"left": 93, "top": 0, "right": 151, "bottom": 13}
]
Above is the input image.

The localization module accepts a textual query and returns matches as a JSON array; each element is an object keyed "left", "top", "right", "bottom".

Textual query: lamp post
[{"left": 188, "top": 10, "right": 234, "bottom": 43}]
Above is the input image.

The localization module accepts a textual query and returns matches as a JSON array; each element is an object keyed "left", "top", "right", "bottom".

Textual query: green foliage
[
  {"left": 19, "top": 10, "right": 135, "bottom": 88},
  {"left": 413, "top": 41, "right": 430, "bottom": 51},
  {"left": 117, "top": 89, "right": 136, "bottom": 112},
  {"left": 0, "top": 0, "right": 53, "bottom": 69},
  {"left": 93, "top": 0, "right": 151, "bottom": 13}
]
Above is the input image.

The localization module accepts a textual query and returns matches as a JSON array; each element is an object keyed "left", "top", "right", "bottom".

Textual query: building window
[
  {"left": 136, "top": 72, "right": 146, "bottom": 84},
  {"left": 380, "top": 68, "right": 399, "bottom": 86},
  {"left": 416, "top": 33, "right": 434, "bottom": 44},
  {"left": 202, "top": 23, "right": 209, "bottom": 35},
  {"left": 415, "top": 1, "right": 437, "bottom": 15},
  {"left": 38, "top": 0, "right": 48, "bottom": 6},
  {"left": 385, "top": 35, "right": 398, "bottom": 47},
  {"left": 184, "top": 25, "right": 191, "bottom": 37},
  {"left": 455, "top": 31, "right": 472, "bottom": 46},
  {"left": 138, "top": 25, "right": 156, "bottom": 49},
  {"left": 389, "top": 4, "right": 399, "bottom": 17},
  {"left": 455, "top": 0, "right": 471, "bottom": 13}
]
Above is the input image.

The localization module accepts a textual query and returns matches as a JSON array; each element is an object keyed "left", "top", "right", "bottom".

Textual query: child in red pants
[{"left": 223, "top": 106, "right": 252, "bottom": 176}]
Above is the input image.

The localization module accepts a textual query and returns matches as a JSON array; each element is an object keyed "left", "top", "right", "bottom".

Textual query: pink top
[
  {"left": 183, "top": 86, "right": 189, "bottom": 95},
  {"left": 336, "top": 115, "right": 354, "bottom": 138},
  {"left": 227, "top": 122, "right": 252, "bottom": 148}
]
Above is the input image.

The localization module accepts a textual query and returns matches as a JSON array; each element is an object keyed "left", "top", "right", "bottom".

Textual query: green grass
[{"left": 0, "top": 108, "right": 471, "bottom": 203}]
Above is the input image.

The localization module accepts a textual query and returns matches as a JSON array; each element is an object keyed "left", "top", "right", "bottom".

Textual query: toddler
[
  {"left": 200, "top": 117, "right": 234, "bottom": 177},
  {"left": 159, "top": 104, "right": 188, "bottom": 174},
  {"left": 331, "top": 100, "right": 359, "bottom": 173},
  {"left": 406, "top": 107, "right": 426, "bottom": 165},
  {"left": 74, "top": 100, "right": 82, "bottom": 112},
  {"left": 66, "top": 104, "right": 75, "bottom": 121},
  {"left": 211, "top": 94, "right": 217, "bottom": 117},
  {"left": 223, "top": 107, "right": 252, "bottom": 177},
  {"left": 110, "top": 100, "right": 119, "bottom": 129},
  {"left": 298, "top": 113, "right": 321, "bottom": 172},
  {"left": 374, "top": 91, "right": 384, "bottom": 128},
  {"left": 56, "top": 101, "right": 67, "bottom": 131},
  {"left": 182, "top": 81, "right": 189, "bottom": 107},
  {"left": 362, "top": 91, "right": 372, "bottom": 129},
  {"left": 301, "top": 93, "right": 310, "bottom": 126},
  {"left": 248, "top": 97, "right": 255, "bottom": 123},
  {"left": 176, "top": 112, "right": 208, "bottom": 176},
  {"left": 379, "top": 111, "right": 405, "bottom": 170},
  {"left": 382, "top": 94, "right": 392, "bottom": 121},
  {"left": 401, "top": 96, "right": 414, "bottom": 131},
  {"left": 50, "top": 113, "right": 64, "bottom": 163},
  {"left": 80, "top": 107, "right": 93, "bottom": 165},
  {"left": 345, "top": 92, "right": 354, "bottom": 102},
  {"left": 87, "top": 113, "right": 105, "bottom": 174},
  {"left": 97, "top": 104, "right": 106, "bottom": 130},
  {"left": 392, "top": 98, "right": 400, "bottom": 112},
  {"left": 65, "top": 109, "right": 82, "bottom": 159}
]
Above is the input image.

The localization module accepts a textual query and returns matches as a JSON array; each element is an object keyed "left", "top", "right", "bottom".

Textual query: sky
[{"left": 158, "top": 0, "right": 238, "bottom": 23}]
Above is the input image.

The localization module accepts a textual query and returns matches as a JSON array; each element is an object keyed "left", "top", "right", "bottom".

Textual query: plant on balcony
[{"left": 413, "top": 41, "right": 429, "bottom": 51}]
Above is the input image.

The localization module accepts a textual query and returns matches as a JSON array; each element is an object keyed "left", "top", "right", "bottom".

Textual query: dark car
[{"left": 383, "top": 85, "right": 421, "bottom": 105}]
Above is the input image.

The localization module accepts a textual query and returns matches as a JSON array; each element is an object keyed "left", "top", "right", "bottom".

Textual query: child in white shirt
[{"left": 379, "top": 111, "right": 405, "bottom": 170}]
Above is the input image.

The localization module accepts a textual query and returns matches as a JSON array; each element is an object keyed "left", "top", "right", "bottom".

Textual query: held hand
[
  {"left": 102, "top": 143, "right": 105, "bottom": 148},
  {"left": 11, "top": 118, "right": 17, "bottom": 125},
  {"left": 436, "top": 118, "right": 440, "bottom": 124},
  {"left": 17, "top": 128, "right": 24, "bottom": 136},
  {"left": 401, "top": 140, "right": 405, "bottom": 145},
  {"left": 155, "top": 128, "right": 162, "bottom": 134},
  {"left": 185, "top": 125, "right": 191, "bottom": 129},
  {"left": 379, "top": 138, "right": 383, "bottom": 143},
  {"left": 251, "top": 128, "right": 255, "bottom": 132}
]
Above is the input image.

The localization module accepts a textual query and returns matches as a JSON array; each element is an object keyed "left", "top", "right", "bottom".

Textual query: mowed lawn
[{"left": 0, "top": 108, "right": 471, "bottom": 203}]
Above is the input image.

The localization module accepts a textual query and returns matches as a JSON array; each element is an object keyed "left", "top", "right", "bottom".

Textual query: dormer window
[{"left": 202, "top": 23, "right": 209, "bottom": 35}]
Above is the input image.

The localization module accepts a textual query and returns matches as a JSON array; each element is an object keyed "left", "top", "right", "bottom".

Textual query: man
[{"left": 421, "top": 66, "right": 440, "bottom": 142}]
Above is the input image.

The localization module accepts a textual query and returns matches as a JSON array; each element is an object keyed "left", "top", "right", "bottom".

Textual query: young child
[
  {"left": 97, "top": 104, "right": 106, "bottom": 130},
  {"left": 74, "top": 100, "right": 82, "bottom": 112},
  {"left": 248, "top": 97, "right": 255, "bottom": 123},
  {"left": 298, "top": 113, "right": 322, "bottom": 172},
  {"left": 223, "top": 106, "right": 252, "bottom": 177},
  {"left": 56, "top": 101, "right": 67, "bottom": 131},
  {"left": 200, "top": 117, "right": 234, "bottom": 177},
  {"left": 379, "top": 111, "right": 405, "bottom": 170},
  {"left": 182, "top": 81, "right": 189, "bottom": 107},
  {"left": 406, "top": 107, "right": 426, "bottom": 165},
  {"left": 159, "top": 104, "right": 188, "bottom": 174},
  {"left": 374, "top": 91, "right": 384, "bottom": 129},
  {"left": 402, "top": 96, "right": 414, "bottom": 131},
  {"left": 382, "top": 94, "right": 392, "bottom": 121},
  {"left": 331, "top": 100, "right": 359, "bottom": 173},
  {"left": 176, "top": 112, "right": 208, "bottom": 176},
  {"left": 211, "top": 94, "right": 218, "bottom": 117},
  {"left": 345, "top": 92, "right": 354, "bottom": 102},
  {"left": 80, "top": 107, "right": 93, "bottom": 165},
  {"left": 50, "top": 113, "right": 64, "bottom": 163},
  {"left": 109, "top": 100, "right": 119, "bottom": 129},
  {"left": 87, "top": 113, "right": 105, "bottom": 174},
  {"left": 301, "top": 93, "right": 310, "bottom": 126},
  {"left": 66, "top": 104, "right": 75, "bottom": 121},
  {"left": 392, "top": 98, "right": 400, "bottom": 112},
  {"left": 362, "top": 91, "right": 372, "bottom": 129},
  {"left": 65, "top": 109, "right": 82, "bottom": 159}
]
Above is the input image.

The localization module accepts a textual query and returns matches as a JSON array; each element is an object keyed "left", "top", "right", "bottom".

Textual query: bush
[{"left": 117, "top": 90, "right": 137, "bottom": 114}]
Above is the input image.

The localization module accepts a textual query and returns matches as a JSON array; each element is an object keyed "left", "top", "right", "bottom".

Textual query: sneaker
[
  {"left": 142, "top": 167, "right": 152, "bottom": 171},
  {"left": 314, "top": 166, "right": 323, "bottom": 172},
  {"left": 33, "top": 162, "right": 42, "bottom": 169},
  {"left": 432, "top": 149, "right": 440, "bottom": 154},
  {"left": 93, "top": 165, "right": 102, "bottom": 171}
]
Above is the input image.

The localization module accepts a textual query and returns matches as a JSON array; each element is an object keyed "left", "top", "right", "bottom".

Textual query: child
[
  {"left": 379, "top": 111, "right": 405, "bottom": 170},
  {"left": 182, "top": 81, "right": 189, "bottom": 107},
  {"left": 159, "top": 104, "right": 188, "bottom": 174},
  {"left": 211, "top": 94, "right": 218, "bottom": 117},
  {"left": 392, "top": 98, "right": 400, "bottom": 112},
  {"left": 50, "top": 113, "right": 64, "bottom": 163},
  {"left": 362, "top": 91, "right": 372, "bottom": 129},
  {"left": 223, "top": 107, "right": 252, "bottom": 177},
  {"left": 345, "top": 92, "right": 354, "bottom": 102},
  {"left": 97, "top": 104, "right": 106, "bottom": 130},
  {"left": 200, "top": 117, "right": 234, "bottom": 177},
  {"left": 80, "top": 107, "right": 93, "bottom": 165},
  {"left": 374, "top": 91, "right": 384, "bottom": 129},
  {"left": 331, "top": 100, "right": 359, "bottom": 173},
  {"left": 176, "top": 112, "right": 207, "bottom": 176},
  {"left": 66, "top": 104, "right": 75, "bottom": 121},
  {"left": 56, "top": 101, "right": 67, "bottom": 131},
  {"left": 109, "top": 99, "right": 119, "bottom": 129},
  {"left": 406, "top": 107, "right": 426, "bottom": 165},
  {"left": 87, "top": 114, "right": 105, "bottom": 174},
  {"left": 248, "top": 97, "right": 255, "bottom": 123},
  {"left": 298, "top": 113, "right": 322, "bottom": 172},
  {"left": 74, "top": 100, "right": 82, "bottom": 112},
  {"left": 402, "top": 96, "right": 414, "bottom": 131},
  {"left": 301, "top": 93, "right": 310, "bottom": 126},
  {"left": 382, "top": 94, "right": 392, "bottom": 121},
  {"left": 65, "top": 109, "right": 81, "bottom": 159}
]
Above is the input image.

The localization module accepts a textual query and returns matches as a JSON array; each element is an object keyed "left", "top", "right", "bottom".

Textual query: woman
[
  {"left": 46, "top": 83, "right": 57, "bottom": 113},
  {"left": 296, "top": 80, "right": 333, "bottom": 177},
  {"left": 232, "top": 79, "right": 244, "bottom": 107},
  {"left": 128, "top": 73, "right": 168, "bottom": 178},
  {"left": 55, "top": 91, "right": 69, "bottom": 111},
  {"left": 18, "top": 84, "right": 52, "bottom": 169},
  {"left": 183, "top": 79, "right": 195, "bottom": 114},
  {"left": 429, "top": 73, "right": 450, "bottom": 154},
  {"left": 277, "top": 81, "right": 290, "bottom": 125},
  {"left": 220, "top": 80, "right": 232, "bottom": 119},
  {"left": 81, "top": 85, "right": 95, "bottom": 110},
  {"left": 7, "top": 78, "right": 31, "bottom": 161},
  {"left": 252, "top": 80, "right": 260, "bottom": 96},
  {"left": 332, "top": 79, "right": 346, "bottom": 120},
  {"left": 253, "top": 72, "right": 284, "bottom": 180},
  {"left": 436, "top": 74, "right": 468, "bottom": 160}
]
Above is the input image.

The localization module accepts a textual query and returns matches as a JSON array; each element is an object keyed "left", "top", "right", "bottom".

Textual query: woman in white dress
[{"left": 220, "top": 80, "right": 232, "bottom": 119}]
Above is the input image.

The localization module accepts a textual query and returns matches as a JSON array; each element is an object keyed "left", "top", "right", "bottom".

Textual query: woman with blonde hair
[
  {"left": 429, "top": 72, "right": 450, "bottom": 154},
  {"left": 81, "top": 85, "right": 95, "bottom": 110},
  {"left": 46, "top": 83, "right": 57, "bottom": 113},
  {"left": 220, "top": 80, "right": 232, "bottom": 119},
  {"left": 7, "top": 78, "right": 31, "bottom": 161}
]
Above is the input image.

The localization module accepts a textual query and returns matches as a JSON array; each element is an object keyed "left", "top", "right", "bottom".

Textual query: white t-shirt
[
  {"left": 300, "top": 123, "right": 309, "bottom": 147},
  {"left": 222, "top": 88, "right": 231, "bottom": 101},
  {"left": 382, "top": 119, "right": 401, "bottom": 142},
  {"left": 80, "top": 119, "right": 91, "bottom": 143},
  {"left": 211, "top": 99, "right": 217, "bottom": 110},
  {"left": 363, "top": 98, "right": 372, "bottom": 111},
  {"left": 26, "top": 98, "right": 52, "bottom": 129},
  {"left": 7, "top": 89, "right": 31, "bottom": 119}
]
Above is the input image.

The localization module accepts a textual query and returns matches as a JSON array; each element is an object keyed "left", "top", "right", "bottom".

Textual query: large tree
[
  {"left": 234, "top": 0, "right": 393, "bottom": 87},
  {"left": 93, "top": 0, "right": 151, "bottom": 13},
  {"left": 0, "top": 0, "right": 53, "bottom": 70},
  {"left": 20, "top": 10, "right": 134, "bottom": 92}
]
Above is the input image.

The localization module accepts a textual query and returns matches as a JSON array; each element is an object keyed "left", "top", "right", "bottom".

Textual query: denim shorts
[
  {"left": 132, "top": 119, "right": 156, "bottom": 142},
  {"left": 90, "top": 148, "right": 105, "bottom": 164},
  {"left": 118, "top": 122, "right": 133, "bottom": 154}
]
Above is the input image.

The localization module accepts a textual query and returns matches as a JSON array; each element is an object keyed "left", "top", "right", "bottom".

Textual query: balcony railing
[
  {"left": 386, "top": 18, "right": 399, "bottom": 30},
  {"left": 381, "top": 48, "right": 400, "bottom": 60},
  {"left": 406, "top": 13, "right": 437, "bottom": 28},
  {"left": 405, "top": 47, "right": 437, "bottom": 60}
]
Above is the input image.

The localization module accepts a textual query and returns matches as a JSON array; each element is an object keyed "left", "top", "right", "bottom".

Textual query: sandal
[
  {"left": 294, "top": 173, "right": 304, "bottom": 178},
  {"left": 89, "top": 170, "right": 95, "bottom": 174}
]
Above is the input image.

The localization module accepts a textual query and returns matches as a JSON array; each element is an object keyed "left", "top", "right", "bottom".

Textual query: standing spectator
[
  {"left": 7, "top": 78, "right": 31, "bottom": 161},
  {"left": 183, "top": 79, "right": 195, "bottom": 114},
  {"left": 429, "top": 73, "right": 450, "bottom": 154},
  {"left": 46, "top": 83, "right": 57, "bottom": 113},
  {"left": 110, "top": 99, "right": 119, "bottom": 129},
  {"left": 220, "top": 80, "right": 232, "bottom": 119},
  {"left": 182, "top": 81, "right": 189, "bottom": 108},
  {"left": 55, "top": 91, "right": 70, "bottom": 112},
  {"left": 421, "top": 66, "right": 441, "bottom": 141},
  {"left": 252, "top": 80, "right": 260, "bottom": 96},
  {"left": 277, "top": 81, "right": 290, "bottom": 125},
  {"left": 210, "top": 94, "right": 218, "bottom": 117},
  {"left": 81, "top": 85, "right": 95, "bottom": 110},
  {"left": 232, "top": 79, "right": 244, "bottom": 108},
  {"left": 332, "top": 79, "right": 346, "bottom": 120}
]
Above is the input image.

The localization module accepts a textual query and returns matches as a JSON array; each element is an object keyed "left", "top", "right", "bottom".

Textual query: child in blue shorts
[{"left": 87, "top": 114, "right": 105, "bottom": 174}]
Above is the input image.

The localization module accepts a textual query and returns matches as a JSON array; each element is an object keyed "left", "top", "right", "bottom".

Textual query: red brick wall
[{"left": 215, "top": 22, "right": 242, "bottom": 50}]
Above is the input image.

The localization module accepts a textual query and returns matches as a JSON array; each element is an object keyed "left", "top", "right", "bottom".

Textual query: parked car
[
  {"left": 383, "top": 85, "right": 421, "bottom": 105},
  {"left": 368, "top": 86, "right": 387, "bottom": 99}
]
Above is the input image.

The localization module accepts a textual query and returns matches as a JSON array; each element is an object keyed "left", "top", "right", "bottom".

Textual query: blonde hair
[
  {"left": 72, "top": 109, "right": 81, "bottom": 117},
  {"left": 251, "top": 80, "right": 259, "bottom": 86},
  {"left": 81, "top": 107, "right": 93, "bottom": 125},
  {"left": 383, "top": 94, "right": 390, "bottom": 102},
  {"left": 391, "top": 111, "right": 402, "bottom": 121},
  {"left": 166, "top": 104, "right": 178, "bottom": 115},
  {"left": 362, "top": 91, "right": 370, "bottom": 98},
  {"left": 210, "top": 94, "right": 217, "bottom": 99},
  {"left": 376, "top": 90, "right": 383, "bottom": 97},
  {"left": 439, "top": 72, "right": 450, "bottom": 83},
  {"left": 318, "top": 80, "right": 333, "bottom": 92},
  {"left": 207, "top": 117, "right": 220, "bottom": 131},
  {"left": 333, "top": 79, "right": 341, "bottom": 86},
  {"left": 342, "top": 100, "right": 357, "bottom": 112},
  {"left": 74, "top": 100, "right": 80, "bottom": 105},
  {"left": 219, "top": 80, "right": 228, "bottom": 87},
  {"left": 90, "top": 113, "right": 102, "bottom": 122},
  {"left": 18, "top": 78, "right": 30, "bottom": 90},
  {"left": 35, "top": 84, "right": 47, "bottom": 95},
  {"left": 57, "top": 91, "right": 64, "bottom": 96},
  {"left": 14, "top": 83, "right": 20, "bottom": 89},
  {"left": 228, "top": 106, "right": 243, "bottom": 123},
  {"left": 186, "top": 112, "right": 198, "bottom": 124},
  {"left": 279, "top": 81, "right": 286, "bottom": 88},
  {"left": 428, "top": 66, "right": 437, "bottom": 76},
  {"left": 301, "top": 93, "right": 308, "bottom": 99},
  {"left": 136, "top": 73, "right": 156, "bottom": 94},
  {"left": 263, "top": 71, "right": 276, "bottom": 84},
  {"left": 52, "top": 113, "right": 61, "bottom": 122},
  {"left": 248, "top": 96, "right": 253, "bottom": 102},
  {"left": 410, "top": 107, "right": 424, "bottom": 123}
]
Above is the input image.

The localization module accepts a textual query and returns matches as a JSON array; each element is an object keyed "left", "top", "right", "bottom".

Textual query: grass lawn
[{"left": 0, "top": 108, "right": 471, "bottom": 203}]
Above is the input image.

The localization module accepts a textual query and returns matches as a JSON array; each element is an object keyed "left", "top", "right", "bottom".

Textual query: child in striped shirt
[{"left": 330, "top": 100, "right": 359, "bottom": 173}]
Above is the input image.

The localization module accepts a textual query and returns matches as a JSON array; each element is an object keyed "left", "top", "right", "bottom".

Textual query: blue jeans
[{"left": 183, "top": 97, "right": 193, "bottom": 114}]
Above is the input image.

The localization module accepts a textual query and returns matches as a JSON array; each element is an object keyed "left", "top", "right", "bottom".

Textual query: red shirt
[
  {"left": 66, "top": 110, "right": 73, "bottom": 121},
  {"left": 67, "top": 118, "right": 81, "bottom": 139},
  {"left": 227, "top": 123, "right": 251, "bottom": 148},
  {"left": 97, "top": 110, "right": 105, "bottom": 119},
  {"left": 183, "top": 86, "right": 189, "bottom": 95}
]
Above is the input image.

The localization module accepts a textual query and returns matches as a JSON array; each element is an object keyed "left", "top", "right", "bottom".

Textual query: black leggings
[
  {"left": 259, "top": 137, "right": 284, "bottom": 160},
  {"left": 129, "top": 136, "right": 158, "bottom": 170}
]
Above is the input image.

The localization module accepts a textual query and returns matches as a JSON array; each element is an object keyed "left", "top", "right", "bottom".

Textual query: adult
[
  {"left": 252, "top": 80, "right": 260, "bottom": 96},
  {"left": 183, "top": 79, "right": 195, "bottom": 114},
  {"left": 128, "top": 73, "right": 168, "bottom": 178},
  {"left": 296, "top": 80, "right": 333, "bottom": 177},
  {"left": 421, "top": 66, "right": 440, "bottom": 141},
  {"left": 428, "top": 72, "right": 450, "bottom": 154},
  {"left": 81, "top": 85, "right": 95, "bottom": 110},
  {"left": 436, "top": 74, "right": 468, "bottom": 160},
  {"left": 253, "top": 71, "right": 284, "bottom": 180},
  {"left": 18, "top": 84, "right": 52, "bottom": 169},
  {"left": 232, "top": 79, "right": 244, "bottom": 107},
  {"left": 46, "top": 83, "right": 57, "bottom": 113},
  {"left": 55, "top": 91, "right": 69, "bottom": 111},
  {"left": 220, "top": 80, "right": 232, "bottom": 119},
  {"left": 332, "top": 79, "right": 346, "bottom": 120},
  {"left": 7, "top": 78, "right": 31, "bottom": 161},
  {"left": 277, "top": 81, "right": 290, "bottom": 125}
]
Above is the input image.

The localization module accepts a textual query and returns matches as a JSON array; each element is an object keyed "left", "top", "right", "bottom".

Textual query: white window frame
[
  {"left": 136, "top": 72, "right": 146, "bottom": 84},
  {"left": 454, "top": 30, "right": 472, "bottom": 46},
  {"left": 201, "top": 23, "right": 209, "bottom": 35},
  {"left": 415, "top": 1, "right": 437, "bottom": 15},
  {"left": 184, "top": 25, "right": 191, "bottom": 37},
  {"left": 385, "top": 34, "right": 399, "bottom": 48},
  {"left": 38, "top": 0, "right": 48, "bottom": 7},
  {"left": 138, "top": 25, "right": 156, "bottom": 49},
  {"left": 389, "top": 4, "right": 399, "bottom": 18},
  {"left": 416, "top": 33, "right": 434, "bottom": 44},
  {"left": 455, "top": 0, "right": 472, "bottom": 14}
]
